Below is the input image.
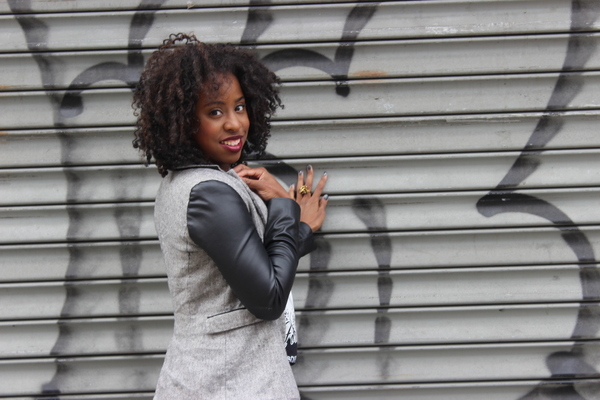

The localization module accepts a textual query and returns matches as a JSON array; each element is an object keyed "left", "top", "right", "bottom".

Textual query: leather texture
[
  {"left": 187, "top": 181, "right": 301, "bottom": 320},
  {"left": 152, "top": 166, "right": 303, "bottom": 400}
]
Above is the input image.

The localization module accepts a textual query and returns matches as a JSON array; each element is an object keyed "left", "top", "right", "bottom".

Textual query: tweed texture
[{"left": 153, "top": 167, "right": 300, "bottom": 400}]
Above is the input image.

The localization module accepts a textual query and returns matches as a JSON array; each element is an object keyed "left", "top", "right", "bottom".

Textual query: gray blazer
[{"left": 153, "top": 167, "right": 301, "bottom": 400}]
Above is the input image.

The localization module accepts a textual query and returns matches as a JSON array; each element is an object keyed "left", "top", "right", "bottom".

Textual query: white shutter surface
[{"left": 1, "top": 0, "right": 599, "bottom": 398}]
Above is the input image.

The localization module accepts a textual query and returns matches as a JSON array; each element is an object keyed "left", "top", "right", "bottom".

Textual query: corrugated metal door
[{"left": 1, "top": 0, "right": 600, "bottom": 398}]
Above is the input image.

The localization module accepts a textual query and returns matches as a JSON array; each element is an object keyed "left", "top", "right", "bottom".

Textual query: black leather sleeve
[
  {"left": 298, "top": 222, "right": 316, "bottom": 257},
  {"left": 187, "top": 180, "right": 301, "bottom": 320}
]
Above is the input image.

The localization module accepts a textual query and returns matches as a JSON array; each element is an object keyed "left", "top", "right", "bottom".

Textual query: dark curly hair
[{"left": 132, "top": 33, "right": 282, "bottom": 177}]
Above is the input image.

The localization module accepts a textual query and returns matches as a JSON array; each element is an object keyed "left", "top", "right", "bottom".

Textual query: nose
[{"left": 224, "top": 112, "right": 242, "bottom": 132}]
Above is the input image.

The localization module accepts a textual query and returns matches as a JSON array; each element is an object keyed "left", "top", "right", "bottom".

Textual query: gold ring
[{"left": 299, "top": 185, "right": 311, "bottom": 195}]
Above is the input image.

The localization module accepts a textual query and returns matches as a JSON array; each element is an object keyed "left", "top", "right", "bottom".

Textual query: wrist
[{"left": 272, "top": 187, "right": 292, "bottom": 200}]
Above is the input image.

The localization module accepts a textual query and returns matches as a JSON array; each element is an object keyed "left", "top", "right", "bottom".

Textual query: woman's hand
[
  {"left": 293, "top": 165, "right": 328, "bottom": 232},
  {"left": 234, "top": 164, "right": 291, "bottom": 201}
]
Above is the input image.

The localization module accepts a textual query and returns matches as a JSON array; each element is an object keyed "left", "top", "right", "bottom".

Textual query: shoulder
[
  {"left": 155, "top": 167, "right": 226, "bottom": 218},
  {"left": 156, "top": 167, "right": 255, "bottom": 223},
  {"left": 157, "top": 167, "right": 236, "bottom": 200},
  {"left": 189, "top": 180, "right": 245, "bottom": 206}
]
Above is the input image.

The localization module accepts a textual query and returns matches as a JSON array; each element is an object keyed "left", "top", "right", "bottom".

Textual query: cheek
[
  {"left": 193, "top": 133, "right": 203, "bottom": 150},
  {"left": 194, "top": 123, "right": 214, "bottom": 151}
]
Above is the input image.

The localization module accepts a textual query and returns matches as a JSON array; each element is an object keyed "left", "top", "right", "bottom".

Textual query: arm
[
  {"left": 233, "top": 164, "right": 326, "bottom": 256},
  {"left": 187, "top": 180, "right": 300, "bottom": 320},
  {"left": 298, "top": 222, "right": 316, "bottom": 257}
]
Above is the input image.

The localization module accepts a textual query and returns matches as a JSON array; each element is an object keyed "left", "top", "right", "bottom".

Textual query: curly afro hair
[{"left": 132, "top": 33, "right": 282, "bottom": 177}]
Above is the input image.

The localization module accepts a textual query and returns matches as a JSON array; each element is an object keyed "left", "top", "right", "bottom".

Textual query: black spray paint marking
[
  {"left": 61, "top": 0, "right": 164, "bottom": 117},
  {"left": 290, "top": 240, "right": 334, "bottom": 388},
  {"left": 8, "top": 0, "right": 163, "bottom": 395},
  {"left": 261, "top": 160, "right": 336, "bottom": 351},
  {"left": 352, "top": 198, "right": 393, "bottom": 379},
  {"left": 251, "top": 3, "right": 390, "bottom": 378},
  {"left": 16, "top": 0, "right": 385, "bottom": 393},
  {"left": 245, "top": 2, "right": 380, "bottom": 97},
  {"left": 475, "top": 1, "right": 600, "bottom": 398},
  {"left": 9, "top": 1, "right": 75, "bottom": 396},
  {"left": 298, "top": 240, "right": 334, "bottom": 336},
  {"left": 240, "top": 0, "right": 274, "bottom": 46}
]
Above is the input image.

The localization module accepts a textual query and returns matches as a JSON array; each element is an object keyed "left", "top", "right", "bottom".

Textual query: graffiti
[
  {"left": 259, "top": 2, "right": 379, "bottom": 97},
  {"left": 7, "top": 0, "right": 159, "bottom": 396},
  {"left": 5, "top": 0, "right": 600, "bottom": 397},
  {"left": 476, "top": 1, "right": 600, "bottom": 398},
  {"left": 60, "top": 0, "right": 167, "bottom": 117},
  {"left": 7, "top": 0, "right": 384, "bottom": 396},
  {"left": 242, "top": 3, "right": 393, "bottom": 377},
  {"left": 351, "top": 198, "right": 393, "bottom": 379}
]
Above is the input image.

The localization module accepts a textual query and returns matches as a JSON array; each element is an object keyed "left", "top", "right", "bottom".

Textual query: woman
[{"left": 133, "top": 33, "right": 328, "bottom": 399}]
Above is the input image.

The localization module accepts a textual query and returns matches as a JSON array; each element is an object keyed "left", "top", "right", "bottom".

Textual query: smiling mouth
[{"left": 220, "top": 138, "right": 241, "bottom": 146}]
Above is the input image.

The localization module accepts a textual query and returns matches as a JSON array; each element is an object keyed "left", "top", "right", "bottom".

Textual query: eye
[
  {"left": 209, "top": 109, "right": 223, "bottom": 117},
  {"left": 235, "top": 104, "right": 246, "bottom": 112}
]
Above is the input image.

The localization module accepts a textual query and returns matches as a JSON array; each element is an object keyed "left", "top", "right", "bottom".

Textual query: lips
[{"left": 219, "top": 135, "right": 244, "bottom": 152}]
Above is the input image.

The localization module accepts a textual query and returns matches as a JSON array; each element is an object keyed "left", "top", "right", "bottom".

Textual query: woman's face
[{"left": 194, "top": 74, "right": 250, "bottom": 171}]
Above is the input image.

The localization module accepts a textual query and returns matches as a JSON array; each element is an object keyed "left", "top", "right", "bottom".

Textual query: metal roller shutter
[{"left": 1, "top": 0, "right": 599, "bottom": 398}]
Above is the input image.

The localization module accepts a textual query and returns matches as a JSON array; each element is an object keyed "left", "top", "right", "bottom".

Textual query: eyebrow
[{"left": 202, "top": 96, "right": 245, "bottom": 107}]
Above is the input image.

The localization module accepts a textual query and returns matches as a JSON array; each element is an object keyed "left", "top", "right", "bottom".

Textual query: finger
[
  {"left": 305, "top": 165, "right": 314, "bottom": 192},
  {"left": 236, "top": 168, "right": 261, "bottom": 179},
  {"left": 311, "top": 171, "right": 328, "bottom": 197},
  {"left": 288, "top": 184, "right": 295, "bottom": 199},
  {"left": 253, "top": 167, "right": 268, "bottom": 177},
  {"left": 319, "top": 194, "right": 329, "bottom": 209},
  {"left": 241, "top": 177, "right": 261, "bottom": 190},
  {"left": 233, "top": 164, "right": 250, "bottom": 173},
  {"left": 296, "top": 170, "right": 304, "bottom": 197}
]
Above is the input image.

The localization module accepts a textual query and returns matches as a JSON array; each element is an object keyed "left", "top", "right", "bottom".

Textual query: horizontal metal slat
[
  {"left": 2, "top": 111, "right": 600, "bottom": 167},
  {"left": 1, "top": 1, "right": 586, "bottom": 52},
  {"left": 0, "top": 278, "right": 172, "bottom": 321},
  {"left": 325, "top": 188, "right": 600, "bottom": 232},
  {"left": 2, "top": 226, "right": 599, "bottom": 281},
  {"left": 298, "top": 303, "right": 593, "bottom": 347},
  {"left": 9, "top": 394, "right": 153, "bottom": 400},
  {"left": 0, "top": 203, "right": 157, "bottom": 244},
  {"left": 268, "top": 266, "right": 590, "bottom": 309},
  {"left": 0, "top": 111, "right": 600, "bottom": 167},
  {"left": 3, "top": 149, "right": 600, "bottom": 206},
  {"left": 3, "top": 33, "right": 600, "bottom": 91},
  {"left": 0, "top": 264, "right": 593, "bottom": 320},
  {"left": 307, "top": 227, "right": 600, "bottom": 271},
  {"left": 0, "top": 166, "right": 159, "bottom": 206},
  {"left": 0, "top": 316, "right": 173, "bottom": 358},
  {"left": 6, "top": 380, "right": 599, "bottom": 400},
  {"left": 294, "top": 341, "right": 600, "bottom": 386},
  {"left": 2, "top": 187, "right": 600, "bottom": 243},
  {"left": 0, "top": 0, "right": 359, "bottom": 14},
  {"left": 300, "top": 380, "right": 600, "bottom": 400},
  {"left": 0, "top": 241, "right": 165, "bottom": 282},
  {"left": 1, "top": 342, "right": 599, "bottom": 394},
  {"left": 3, "top": 72, "right": 600, "bottom": 129},
  {"left": 0, "top": 354, "right": 163, "bottom": 396},
  {"left": 265, "top": 149, "right": 600, "bottom": 194},
  {"left": 2, "top": 303, "right": 598, "bottom": 358}
]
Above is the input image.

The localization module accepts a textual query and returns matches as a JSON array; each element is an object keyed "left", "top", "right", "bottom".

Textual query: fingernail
[
  {"left": 323, "top": 171, "right": 327, "bottom": 176},
  {"left": 290, "top": 184, "right": 295, "bottom": 190},
  {"left": 324, "top": 194, "right": 329, "bottom": 200},
  {"left": 307, "top": 165, "right": 312, "bottom": 171},
  {"left": 298, "top": 170, "right": 303, "bottom": 176}
]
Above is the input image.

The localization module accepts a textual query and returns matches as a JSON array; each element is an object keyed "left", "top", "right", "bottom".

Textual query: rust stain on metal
[{"left": 353, "top": 70, "right": 387, "bottom": 78}]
